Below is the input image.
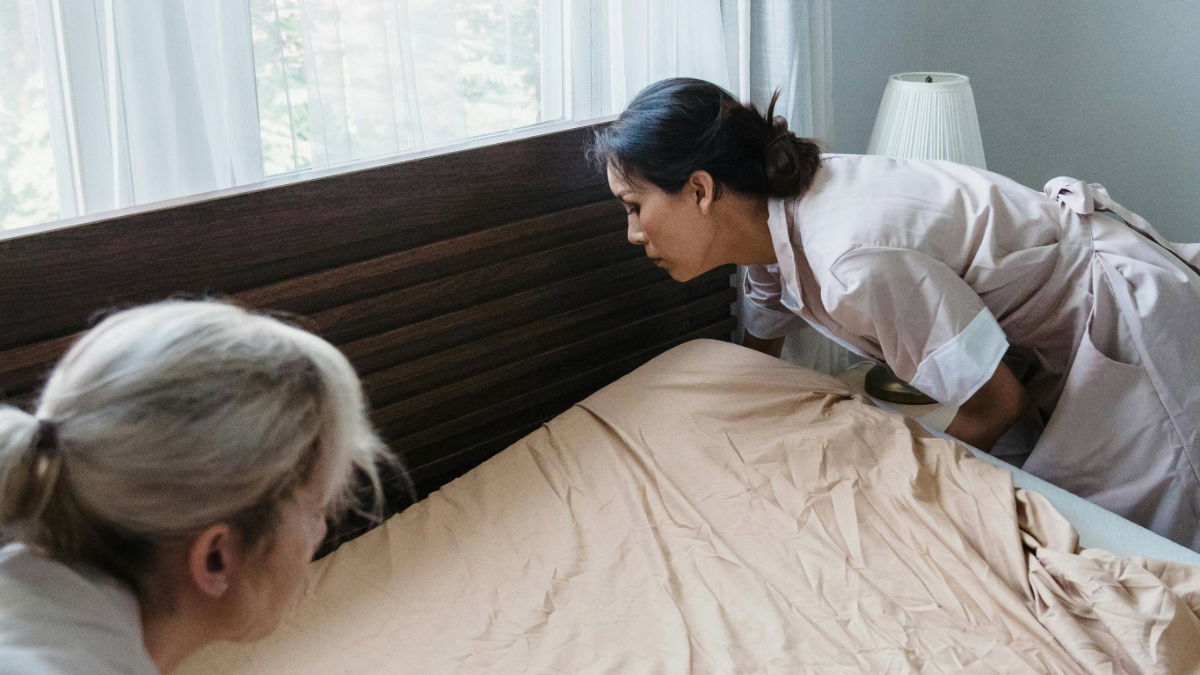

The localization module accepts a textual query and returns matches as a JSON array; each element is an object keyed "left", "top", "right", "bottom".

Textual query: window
[
  {"left": 1, "top": 1, "right": 817, "bottom": 235},
  {"left": 248, "top": 0, "right": 548, "bottom": 178},
  {"left": 2, "top": 0, "right": 564, "bottom": 232}
]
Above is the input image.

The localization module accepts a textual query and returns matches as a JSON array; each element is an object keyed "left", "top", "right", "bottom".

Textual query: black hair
[{"left": 590, "top": 77, "right": 822, "bottom": 199}]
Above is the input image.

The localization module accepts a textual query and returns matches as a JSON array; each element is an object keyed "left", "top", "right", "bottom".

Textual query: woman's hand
[{"left": 945, "top": 361, "right": 1029, "bottom": 451}]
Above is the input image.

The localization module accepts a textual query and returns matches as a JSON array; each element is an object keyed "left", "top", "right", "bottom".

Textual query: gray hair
[{"left": 0, "top": 301, "right": 389, "bottom": 585}]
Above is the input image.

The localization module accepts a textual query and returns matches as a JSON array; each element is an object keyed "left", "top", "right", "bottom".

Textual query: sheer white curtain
[
  {"left": 743, "top": 0, "right": 848, "bottom": 374},
  {"left": 15, "top": 0, "right": 833, "bottom": 208},
  {"left": 253, "top": 0, "right": 546, "bottom": 171},
  {"left": 737, "top": 0, "right": 847, "bottom": 375},
  {"left": 30, "top": 0, "right": 262, "bottom": 219},
  {"left": 567, "top": 0, "right": 832, "bottom": 137},
  {"left": 297, "top": 0, "right": 466, "bottom": 165},
  {"left": 565, "top": 0, "right": 732, "bottom": 118},
  {"left": 741, "top": 0, "right": 833, "bottom": 141},
  {"left": 292, "top": 0, "right": 546, "bottom": 168},
  {"left": 20, "top": 0, "right": 544, "bottom": 220}
]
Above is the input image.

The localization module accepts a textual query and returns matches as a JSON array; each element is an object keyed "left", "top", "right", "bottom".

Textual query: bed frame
[{"left": 0, "top": 122, "right": 737, "bottom": 533}]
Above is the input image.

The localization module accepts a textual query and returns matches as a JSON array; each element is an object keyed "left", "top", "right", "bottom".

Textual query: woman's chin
[
  {"left": 665, "top": 266, "right": 699, "bottom": 282},
  {"left": 651, "top": 257, "right": 704, "bottom": 282}
]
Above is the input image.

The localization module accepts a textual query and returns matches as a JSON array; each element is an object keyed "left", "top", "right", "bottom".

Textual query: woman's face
[
  {"left": 607, "top": 166, "right": 721, "bottom": 282},
  {"left": 226, "top": 458, "right": 332, "bottom": 642}
]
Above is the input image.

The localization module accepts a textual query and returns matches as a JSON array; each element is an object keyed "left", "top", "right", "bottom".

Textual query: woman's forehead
[
  {"left": 606, "top": 165, "right": 633, "bottom": 194},
  {"left": 606, "top": 166, "right": 657, "bottom": 198}
]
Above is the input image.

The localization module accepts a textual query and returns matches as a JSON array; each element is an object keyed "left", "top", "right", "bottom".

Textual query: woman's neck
[
  {"left": 719, "top": 193, "right": 777, "bottom": 266},
  {"left": 141, "top": 590, "right": 217, "bottom": 673}
]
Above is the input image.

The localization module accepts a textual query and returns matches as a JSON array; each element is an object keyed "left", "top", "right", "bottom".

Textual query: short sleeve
[
  {"left": 741, "top": 264, "right": 807, "bottom": 339},
  {"left": 823, "top": 248, "right": 1009, "bottom": 406}
]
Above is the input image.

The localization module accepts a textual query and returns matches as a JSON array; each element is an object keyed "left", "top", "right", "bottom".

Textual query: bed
[{"left": 175, "top": 339, "right": 1200, "bottom": 674}]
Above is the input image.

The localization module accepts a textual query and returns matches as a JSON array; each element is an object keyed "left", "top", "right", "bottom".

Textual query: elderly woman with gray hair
[{"left": 0, "top": 301, "right": 391, "bottom": 674}]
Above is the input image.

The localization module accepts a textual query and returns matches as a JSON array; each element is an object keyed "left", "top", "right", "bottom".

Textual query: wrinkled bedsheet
[{"left": 178, "top": 340, "right": 1200, "bottom": 674}]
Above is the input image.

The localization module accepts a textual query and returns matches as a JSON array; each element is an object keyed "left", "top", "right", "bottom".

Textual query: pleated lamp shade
[{"left": 866, "top": 72, "right": 986, "bottom": 170}]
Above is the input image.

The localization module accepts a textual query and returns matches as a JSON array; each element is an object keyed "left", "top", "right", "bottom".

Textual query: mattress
[{"left": 178, "top": 340, "right": 1200, "bottom": 674}]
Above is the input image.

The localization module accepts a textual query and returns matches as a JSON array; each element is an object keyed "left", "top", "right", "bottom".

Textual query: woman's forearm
[
  {"left": 944, "top": 362, "right": 1029, "bottom": 451},
  {"left": 945, "top": 408, "right": 1015, "bottom": 451}
]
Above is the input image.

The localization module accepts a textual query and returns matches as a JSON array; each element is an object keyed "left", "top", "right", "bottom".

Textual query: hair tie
[
  {"left": 16, "top": 418, "right": 66, "bottom": 521},
  {"left": 35, "top": 418, "right": 59, "bottom": 456}
]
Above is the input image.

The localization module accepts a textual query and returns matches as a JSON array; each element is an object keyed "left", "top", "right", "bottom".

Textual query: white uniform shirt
[
  {"left": 740, "top": 154, "right": 1080, "bottom": 408},
  {"left": 0, "top": 543, "right": 159, "bottom": 675}
]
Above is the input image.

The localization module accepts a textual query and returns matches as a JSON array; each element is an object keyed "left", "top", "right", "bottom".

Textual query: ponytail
[{"left": 0, "top": 409, "right": 60, "bottom": 526}]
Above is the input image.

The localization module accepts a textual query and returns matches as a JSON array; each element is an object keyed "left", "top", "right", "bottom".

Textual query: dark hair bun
[
  {"left": 762, "top": 92, "right": 822, "bottom": 198},
  {"left": 591, "top": 78, "right": 822, "bottom": 200}
]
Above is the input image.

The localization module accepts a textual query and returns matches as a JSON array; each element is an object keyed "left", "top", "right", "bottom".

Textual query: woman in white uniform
[
  {"left": 0, "top": 301, "right": 390, "bottom": 674},
  {"left": 591, "top": 78, "right": 1200, "bottom": 549}
]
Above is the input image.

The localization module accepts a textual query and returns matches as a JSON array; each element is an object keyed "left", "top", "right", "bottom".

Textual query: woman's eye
[{"left": 626, "top": 205, "right": 639, "bottom": 215}]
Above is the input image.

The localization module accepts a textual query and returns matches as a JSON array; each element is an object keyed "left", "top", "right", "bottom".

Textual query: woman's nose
[{"left": 627, "top": 220, "right": 648, "bottom": 246}]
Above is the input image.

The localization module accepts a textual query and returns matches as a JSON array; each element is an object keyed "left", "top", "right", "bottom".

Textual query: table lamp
[{"left": 868, "top": 72, "right": 986, "bottom": 168}]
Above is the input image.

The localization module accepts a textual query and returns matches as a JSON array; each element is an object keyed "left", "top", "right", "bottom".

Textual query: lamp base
[{"left": 864, "top": 364, "right": 937, "bottom": 405}]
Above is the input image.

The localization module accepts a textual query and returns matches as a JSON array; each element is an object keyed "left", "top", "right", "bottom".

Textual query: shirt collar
[{"left": 766, "top": 198, "right": 804, "bottom": 311}]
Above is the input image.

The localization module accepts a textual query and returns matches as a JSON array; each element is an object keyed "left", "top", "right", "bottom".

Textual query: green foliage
[
  {"left": 0, "top": 1, "right": 60, "bottom": 230},
  {"left": 2, "top": 0, "right": 551, "bottom": 228}
]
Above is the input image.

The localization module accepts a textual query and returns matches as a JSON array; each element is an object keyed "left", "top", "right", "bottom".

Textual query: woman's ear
[
  {"left": 689, "top": 171, "right": 717, "bottom": 215},
  {"left": 187, "top": 523, "right": 237, "bottom": 599}
]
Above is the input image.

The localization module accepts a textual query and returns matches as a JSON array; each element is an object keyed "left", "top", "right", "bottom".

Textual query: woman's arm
[
  {"left": 743, "top": 332, "right": 786, "bottom": 358},
  {"left": 944, "top": 361, "right": 1029, "bottom": 451}
]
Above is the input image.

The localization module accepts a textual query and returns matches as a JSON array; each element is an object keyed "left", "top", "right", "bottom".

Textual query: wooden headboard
[{"left": 0, "top": 123, "right": 736, "bottom": 515}]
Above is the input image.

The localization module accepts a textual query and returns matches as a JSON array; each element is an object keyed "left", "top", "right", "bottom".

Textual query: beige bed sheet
[{"left": 178, "top": 340, "right": 1200, "bottom": 674}]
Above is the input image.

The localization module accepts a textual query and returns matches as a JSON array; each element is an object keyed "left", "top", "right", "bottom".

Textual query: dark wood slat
[
  {"left": 361, "top": 274, "right": 733, "bottom": 407},
  {"left": 373, "top": 291, "right": 736, "bottom": 436},
  {"left": 0, "top": 125, "right": 610, "bottom": 349},
  {"left": 319, "top": 417, "right": 550, "bottom": 558},
  {"left": 311, "top": 229, "right": 640, "bottom": 345},
  {"left": 0, "top": 260, "right": 725, "bottom": 403},
  {"left": 394, "top": 319, "right": 738, "bottom": 476},
  {"left": 404, "top": 419, "right": 559, "bottom": 494},
  {"left": 384, "top": 317, "right": 739, "bottom": 456},
  {"left": 686, "top": 301, "right": 736, "bottom": 331},
  {"left": 234, "top": 200, "right": 623, "bottom": 315},
  {"left": 0, "top": 391, "right": 39, "bottom": 413},
  {"left": 339, "top": 257, "right": 666, "bottom": 375},
  {"left": 409, "top": 423, "right": 543, "bottom": 497},
  {"left": 0, "top": 335, "right": 80, "bottom": 400},
  {"left": 0, "top": 225, "right": 644, "bottom": 399}
]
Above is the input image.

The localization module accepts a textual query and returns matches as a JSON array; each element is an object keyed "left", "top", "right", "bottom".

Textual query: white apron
[{"left": 1023, "top": 178, "right": 1200, "bottom": 549}]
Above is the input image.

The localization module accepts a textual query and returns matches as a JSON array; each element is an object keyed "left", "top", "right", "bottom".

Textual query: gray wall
[
  {"left": 830, "top": 0, "right": 926, "bottom": 157},
  {"left": 832, "top": 0, "right": 1200, "bottom": 241}
]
